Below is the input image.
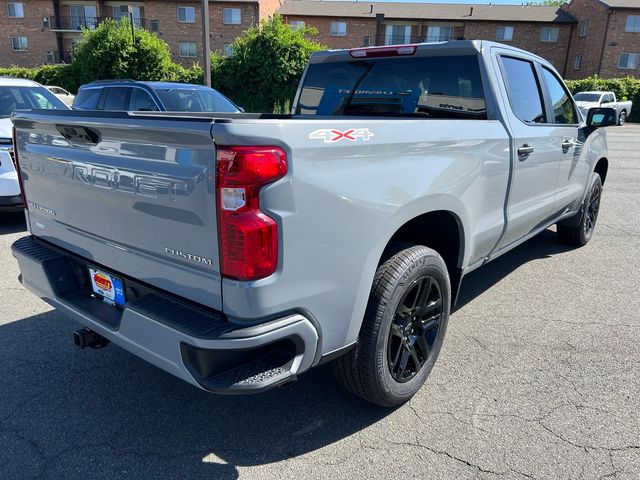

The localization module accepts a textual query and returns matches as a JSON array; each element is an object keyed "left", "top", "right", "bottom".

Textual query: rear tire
[
  {"left": 332, "top": 244, "right": 450, "bottom": 407},
  {"left": 618, "top": 110, "right": 627, "bottom": 126},
  {"left": 557, "top": 173, "right": 603, "bottom": 246}
]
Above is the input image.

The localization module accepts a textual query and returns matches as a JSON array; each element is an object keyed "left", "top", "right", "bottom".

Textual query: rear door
[
  {"left": 494, "top": 53, "right": 561, "bottom": 249},
  {"left": 537, "top": 67, "right": 584, "bottom": 214},
  {"left": 14, "top": 111, "right": 222, "bottom": 310}
]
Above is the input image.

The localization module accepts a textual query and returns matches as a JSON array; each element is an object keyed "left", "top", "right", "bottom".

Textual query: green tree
[
  {"left": 211, "top": 15, "right": 324, "bottom": 112},
  {"left": 71, "top": 18, "right": 179, "bottom": 86}
]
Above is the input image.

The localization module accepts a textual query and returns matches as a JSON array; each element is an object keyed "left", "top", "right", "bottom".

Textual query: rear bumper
[{"left": 11, "top": 236, "right": 319, "bottom": 394}]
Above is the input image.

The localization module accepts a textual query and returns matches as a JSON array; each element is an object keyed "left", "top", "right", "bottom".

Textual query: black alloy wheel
[
  {"left": 584, "top": 178, "right": 602, "bottom": 238},
  {"left": 388, "top": 275, "right": 443, "bottom": 383}
]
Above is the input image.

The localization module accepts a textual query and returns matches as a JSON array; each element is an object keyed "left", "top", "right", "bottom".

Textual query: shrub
[
  {"left": 0, "top": 64, "right": 78, "bottom": 92},
  {"left": 566, "top": 76, "right": 640, "bottom": 122},
  {"left": 210, "top": 15, "right": 324, "bottom": 112},
  {"left": 71, "top": 18, "right": 177, "bottom": 86}
]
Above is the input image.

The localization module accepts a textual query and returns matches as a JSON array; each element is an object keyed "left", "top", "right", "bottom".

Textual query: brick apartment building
[
  {"left": 279, "top": 0, "right": 640, "bottom": 79},
  {"left": 0, "top": 0, "right": 280, "bottom": 67},
  {"left": 0, "top": 0, "right": 638, "bottom": 79},
  {"left": 561, "top": 0, "right": 640, "bottom": 79},
  {"left": 279, "top": 2, "right": 575, "bottom": 70}
]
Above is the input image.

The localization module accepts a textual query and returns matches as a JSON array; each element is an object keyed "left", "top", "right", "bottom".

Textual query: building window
[
  {"left": 150, "top": 19, "right": 159, "bottom": 32},
  {"left": 540, "top": 27, "right": 559, "bottom": 42},
  {"left": 496, "top": 26, "right": 514, "bottom": 41},
  {"left": 11, "top": 36, "right": 28, "bottom": 51},
  {"left": 179, "top": 41, "right": 196, "bottom": 58},
  {"left": 385, "top": 24, "right": 412, "bottom": 44},
  {"left": 362, "top": 35, "right": 371, "bottom": 47},
  {"left": 223, "top": 44, "right": 234, "bottom": 57},
  {"left": 330, "top": 21, "right": 347, "bottom": 37},
  {"left": 177, "top": 6, "right": 195, "bottom": 23},
  {"left": 289, "top": 20, "right": 305, "bottom": 30},
  {"left": 113, "top": 6, "right": 142, "bottom": 27},
  {"left": 618, "top": 52, "right": 639, "bottom": 69},
  {"left": 579, "top": 20, "right": 589, "bottom": 37},
  {"left": 223, "top": 8, "right": 241, "bottom": 25},
  {"left": 625, "top": 15, "right": 640, "bottom": 33},
  {"left": 70, "top": 5, "right": 97, "bottom": 29},
  {"left": 426, "top": 25, "right": 453, "bottom": 42},
  {"left": 7, "top": 2, "right": 24, "bottom": 18},
  {"left": 574, "top": 54, "right": 582, "bottom": 70}
]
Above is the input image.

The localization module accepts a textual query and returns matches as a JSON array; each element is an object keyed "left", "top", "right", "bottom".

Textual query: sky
[{"left": 321, "top": 0, "right": 550, "bottom": 4}]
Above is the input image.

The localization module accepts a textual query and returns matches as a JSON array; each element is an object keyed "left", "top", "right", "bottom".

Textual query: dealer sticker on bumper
[{"left": 89, "top": 268, "right": 125, "bottom": 307}]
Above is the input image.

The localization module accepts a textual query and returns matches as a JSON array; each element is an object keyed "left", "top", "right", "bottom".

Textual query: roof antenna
[
  {"left": 370, "top": 4, "right": 373, "bottom": 13},
  {"left": 469, "top": 6, "right": 473, "bottom": 16}
]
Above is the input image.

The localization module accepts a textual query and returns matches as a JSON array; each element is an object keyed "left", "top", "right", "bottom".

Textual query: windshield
[
  {"left": 296, "top": 55, "right": 487, "bottom": 119},
  {"left": 574, "top": 93, "right": 602, "bottom": 102},
  {"left": 0, "top": 85, "right": 68, "bottom": 118},
  {"left": 154, "top": 88, "right": 240, "bottom": 113}
]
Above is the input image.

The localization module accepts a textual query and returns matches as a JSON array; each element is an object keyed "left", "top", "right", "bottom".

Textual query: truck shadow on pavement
[
  {"left": 0, "top": 227, "right": 574, "bottom": 479},
  {"left": 0, "top": 310, "right": 391, "bottom": 479},
  {"left": 455, "top": 228, "right": 573, "bottom": 311},
  {"left": 0, "top": 212, "right": 26, "bottom": 235}
]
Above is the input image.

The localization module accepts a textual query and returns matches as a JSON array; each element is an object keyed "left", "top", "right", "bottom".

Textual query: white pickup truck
[{"left": 574, "top": 91, "right": 632, "bottom": 125}]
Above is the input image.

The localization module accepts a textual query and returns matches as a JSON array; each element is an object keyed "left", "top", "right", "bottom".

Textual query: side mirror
[{"left": 587, "top": 107, "right": 616, "bottom": 127}]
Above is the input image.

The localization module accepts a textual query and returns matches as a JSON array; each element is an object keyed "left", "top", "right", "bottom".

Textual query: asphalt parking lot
[{"left": 1, "top": 125, "right": 639, "bottom": 480}]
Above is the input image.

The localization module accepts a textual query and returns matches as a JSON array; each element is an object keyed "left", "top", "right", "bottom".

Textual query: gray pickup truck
[{"left": 11, "top": 41, "right": 615, "bottom": 407}]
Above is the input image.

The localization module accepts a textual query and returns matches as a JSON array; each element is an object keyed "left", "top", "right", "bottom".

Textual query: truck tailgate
[{"left": 13, "top": 111, "right": 222, "bottom": 311}]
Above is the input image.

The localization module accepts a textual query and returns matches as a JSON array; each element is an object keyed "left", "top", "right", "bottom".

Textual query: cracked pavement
[{"left": 1, "top": 126, "right": 639, "bottom": 479}]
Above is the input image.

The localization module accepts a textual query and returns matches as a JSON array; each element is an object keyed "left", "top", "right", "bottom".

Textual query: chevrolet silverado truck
[
  {"left": 574, "top": 91, "right": 632, "bottom": 126},
  {"left": 11, "top": 41, "right": 615, "bottom": 407}
]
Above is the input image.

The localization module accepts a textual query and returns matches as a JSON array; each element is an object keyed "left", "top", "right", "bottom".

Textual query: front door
[{"left": 538, "top": 67, "right": 586, "bottom": 214}]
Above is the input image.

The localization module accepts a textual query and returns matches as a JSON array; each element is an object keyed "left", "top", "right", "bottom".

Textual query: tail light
[
  {"left": 216, "top": 146, "right": 287, "bottom": 281},
  {"left": 12, "top": 126, "right": 27, "bottom": 207}
]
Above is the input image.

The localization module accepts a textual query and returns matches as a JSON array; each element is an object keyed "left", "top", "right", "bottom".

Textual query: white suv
[{"left": 0, "top": 77, "right": 68, "bottom": 212}]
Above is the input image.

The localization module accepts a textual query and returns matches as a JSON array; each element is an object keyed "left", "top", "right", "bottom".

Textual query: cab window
[
  {"left": 541, "top": 68, "right": 577, "bottom": 124},
  {"left": 296, "top": 55, "right": 487, "bottom": 119},
  {"left": 500, "top": 56, "right": 546, "bottom": 124}
]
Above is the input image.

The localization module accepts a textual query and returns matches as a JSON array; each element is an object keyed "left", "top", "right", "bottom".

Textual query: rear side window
[
  {"left": 296, "top": 55, "right": 487, "bottom": 119},
  {"left": 129, "top": 88, "right": 158, "bottom": 111},
  {"left": 102, "top": 87, "right": 130, "bottom": 111},
  {"left": 73, "top": 88, "right": 101, "bottom": 110},
  {"left": 541, "top": 68, "right": 577, "bottom": 124},
  {"left": 500, "top": 57, "right": 545, "bottom": 124}
]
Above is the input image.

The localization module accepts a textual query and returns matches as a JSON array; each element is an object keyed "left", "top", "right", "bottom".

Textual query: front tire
[
  {"left": 618, "top": 110, "right": 627, "bottom": 126},
  {"left": 332, "top": 244, "right": 450, "bottom": 407},
  {"left": 557, "top": 173, "right": 603, "bottom": 246}
]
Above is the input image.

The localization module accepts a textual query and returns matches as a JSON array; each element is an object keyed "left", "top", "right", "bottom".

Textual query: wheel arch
[
  {"left": 381, "top": 210, "right": 466, "bottom": 307},
  {"left": 594, "top": 157, "right": 608, "bottom": 185}
]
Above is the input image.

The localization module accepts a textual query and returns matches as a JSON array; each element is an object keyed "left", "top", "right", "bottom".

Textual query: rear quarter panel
[{"left": 213, "top": 118, "right": 510, "bottom": 356}]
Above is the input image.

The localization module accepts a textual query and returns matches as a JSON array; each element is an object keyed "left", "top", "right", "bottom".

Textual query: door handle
[{"left": 517, "top": 144, "right": 534, "bottom": 156}]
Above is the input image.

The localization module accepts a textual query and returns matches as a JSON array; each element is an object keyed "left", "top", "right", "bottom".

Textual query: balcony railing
[{"left": 49, "top": 16, "right": 147, "bottom": 31}]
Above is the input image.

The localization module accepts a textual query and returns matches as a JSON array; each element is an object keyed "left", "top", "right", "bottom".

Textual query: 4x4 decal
[{"left": 309, "top": 128, "right": 374, "bottom": 143}]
